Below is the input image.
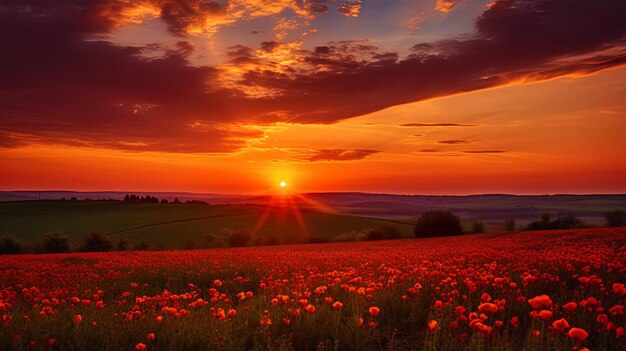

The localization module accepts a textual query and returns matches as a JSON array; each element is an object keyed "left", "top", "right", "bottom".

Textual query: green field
[{"left": 0, "top": 200, "right": 414, "bottom": 248}]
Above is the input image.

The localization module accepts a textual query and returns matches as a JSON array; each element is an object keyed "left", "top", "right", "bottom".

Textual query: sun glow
[{"left": 279, "top": 181, "right": 287, "bottom": 188}]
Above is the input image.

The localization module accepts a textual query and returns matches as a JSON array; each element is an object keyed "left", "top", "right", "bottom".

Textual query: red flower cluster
[{"left": 0, "top": 227, "right": 624, "bottom": 350}]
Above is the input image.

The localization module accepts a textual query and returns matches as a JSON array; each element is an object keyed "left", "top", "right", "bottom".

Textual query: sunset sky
[{"left": 1, "top": 0, "right": 625, "bottom": 194}]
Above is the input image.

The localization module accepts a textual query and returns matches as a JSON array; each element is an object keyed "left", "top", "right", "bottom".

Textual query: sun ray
[
  {"left": 294, "top": 193, "right": 336, "bottom": 214},
  {"left": 286, "top": 194, "right": 309, "bottom": 237}
]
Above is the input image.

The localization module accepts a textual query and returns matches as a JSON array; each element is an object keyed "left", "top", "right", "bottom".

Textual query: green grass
[{"left": 0, "top": 201, "right": 414, "bottom": 248}]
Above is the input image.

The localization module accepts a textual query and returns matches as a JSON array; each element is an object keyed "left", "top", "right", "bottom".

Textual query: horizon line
[{"left": 2, "top": 190, "right": 626, "bottom": 198}]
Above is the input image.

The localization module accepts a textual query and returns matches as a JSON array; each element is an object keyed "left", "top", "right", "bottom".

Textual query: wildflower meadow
[{"left": 1, "top": 227, "right": 625, "bottom": 350}]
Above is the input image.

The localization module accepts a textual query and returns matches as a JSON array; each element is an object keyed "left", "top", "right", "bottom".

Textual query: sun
[{"left": 279, "top": 181, "right": 287, "bottom": 188}]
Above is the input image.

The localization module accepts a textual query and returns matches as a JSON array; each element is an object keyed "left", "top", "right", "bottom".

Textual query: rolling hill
[{"left": 0, "top": 200, "right": 414, "bottom": 249}]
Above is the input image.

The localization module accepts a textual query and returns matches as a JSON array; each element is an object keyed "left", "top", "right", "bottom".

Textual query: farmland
[
  {"left": 1, "top": 227, "right": 625, "bottom": 350},
  {"left": 0, "top": 201, "right": 414, "bottom": 248}
]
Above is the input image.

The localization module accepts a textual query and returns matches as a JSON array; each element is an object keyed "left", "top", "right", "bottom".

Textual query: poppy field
[{"left": 1, "top": 227, "right": 625, "bottom": 350}]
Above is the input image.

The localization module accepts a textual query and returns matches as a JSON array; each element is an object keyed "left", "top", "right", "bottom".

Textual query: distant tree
[
  {"left": 331, "top": 231, "right": 360, "bottom": 242},
  {"left": 203, "top": 233, "right": 228, "bottom": 248},
  {"left": 132, "top": 240, "right": 150, "bottom": 251},
  {"left": 42, "top": 233, "right": 70, "bottom": 253},
  {"left": 116, "top": 237, "right": 129, "bottom": 251},
  {"left": 505, "top": 218, "right": 517, "bottom": 231},
  {"left": 414, "top": 211, "right": 464, "bottom": 238},
  {"left": 225, "top": 229, "right": 251, "bottom": 247},
  {"left": 81, "top": 230, "right": 113, "bottom": 252},
  {"left": 123, "top": 194, "right": 130, "bottom": 202},
  {"left": 365, "top": 226, "right": 403, "bottom": 241},
  {"left": 541, "top": 213, "right": 552, "bottom": 226},
  {"left": 551, "top": 214, "right": 585, "bottom": 229},
  {"left": 605, "top": 210, "right": 626, "bottom": 227},
  {"left": 173, "top": 198, "right": 180, "bottom": 204},
  {"left": 471, "top": 222, "right": 486, "bottom": 234},
  {"left": 526, "top": 213, "right": 587, "bottom": 231},
  {"left": 0, "top": 234, "right": 22, "bottom": 255},
  {"left": 160, "top": 199, "right": 169, "bottom": 204}
]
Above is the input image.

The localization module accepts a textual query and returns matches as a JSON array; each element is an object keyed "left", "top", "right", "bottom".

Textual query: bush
[
  {"left": 116, "top": 238, "right": 129, "bottom": 251},
  {"left": 182, "top": 240, "right": 196, "bottom": 250},
  {"left": 331, "top": 231, "right": 360, "bottom": 242},
  {"left": 605, "top": 210, "right": 625, "bottom": 227},
  {"left": 414, "top": 211, "right": 464, "bottom": 238},
  {"left": 471, "top": 222, "right": 486, "bottom": 234},
  {"left": 226, "top": 229, "right": 251, "bottom": 247},
  {"left": 42, "top": 233, "right": 70, "bottom": 253},
  {"left": 505, "top": 218, "right": 516, "bottom": 231},
  {"left": 364, "top": 226, "right": 403, "bottom": 241},
  {"left": 81, "top": 230, "right": 113, "bottom": 252},
  {"left": 526, "top": 213, "right": 587, "bottom": 231},
  {"left": 0, "top": 235, "right": 22, "bottom": 255},
  {"left": 202, "top": 233, "right": 228, "bottom": 248},
  {"left": 551, "top": 214, "right": 586, "bottom": 229},
  {"left": 132, "top": 240, "right": 150, "bottom": 251}
]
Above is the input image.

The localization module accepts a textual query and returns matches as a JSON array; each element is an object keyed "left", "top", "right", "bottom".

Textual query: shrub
[
  {"left": 471, "top": 222, "right": 486, "bottom": 234},
  {"left": 226, "top": 229, "right": 251, "bottom": 247},
  {"left": 81, "top": 230, "right": 113, "bottom": 252},
  {"left": 505, "top": 218, "right": 516, "bottom": 231},
  {"left": 132, "top": 240, "right": 150, "bottom": 251},
  {"left": 364, "top": 226, "right": 403, "bottom": 241},
  {"left": 551, "top": 214, "right": 586, "bottom": 229},
  {"left": 526, "top": 213, "right": 587, "bottom": 231},
  {"left": 42, "top": 233, "right": 70, "bottom": 253},
  {"left": 331, "top": 231, "right": 360, "bottom": 242},
  {"left": 414, "top": 211, "right": 464, "bottom": 238},
  {"left": 202, "top": 233, "right": 228, "bottom": 248},
  {"left": 182, "top": 240, "right": 196, "bottom": 250},
  {"left": 605, "top": 210, "right": 625, "bottom": 227},
  {"left": 0, "top": 234, "right": 22, "bottom": 255},
  {"left": 116, "top": 238, "right": 129, "bottom": 251}
]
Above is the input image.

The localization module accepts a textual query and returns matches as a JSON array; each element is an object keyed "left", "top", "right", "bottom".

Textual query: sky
[{"left": 0, "top": 0, "right": 625, "bottom": 195}]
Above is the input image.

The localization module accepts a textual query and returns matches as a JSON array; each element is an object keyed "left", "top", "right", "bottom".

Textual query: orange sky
[
  {"left": 2, "top": 66, "right": 625, "bottom": 194},
  {"left": 1, "top": 0, "right": 625, "bottom": 194}
]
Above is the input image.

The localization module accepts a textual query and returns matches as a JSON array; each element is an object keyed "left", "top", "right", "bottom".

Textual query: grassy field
[
  {"left": 0, "top": 201, "right": 414, "bottom": 248},
  {"left": 0, "top": 228, "right": 624, "bottom": 350}
]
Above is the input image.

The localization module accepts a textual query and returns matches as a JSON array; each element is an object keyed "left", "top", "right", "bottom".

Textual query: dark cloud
[
  {"left": 0, "top": 0, "right": 254, "bottom": 153},
  {"left": 419, "top": 149, "right": 441, "bottom": 153},
  {"left": 438, "top": 139, "right": 473, "bottom": 144},
  {"left": 160, "top": 0, "right": 226, "bottom": 36},
  {"left": 306, "top": 149, "right": 380, "bottom": 162},
  {"left": 0, "top": 0, "right": 625, "bottom": 153},
  {"left": 253, "top": 0, "right": 626, "bottom": 123},
  {"left": 309, "top": 2, "right": 329, "bottom": 13},
  {"left": 463, "top": 150, "right": 506, "bottom": 154},
  {"left": 260, "top": 41, "right": 278, "bottom": 52},
  {"left": 401, "top": 123, "right": 476, "bottom": 127}
]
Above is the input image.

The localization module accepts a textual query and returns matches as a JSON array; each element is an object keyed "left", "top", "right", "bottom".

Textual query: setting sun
[{"left": 279, "top": 181, "right": 287, "bottom": 188}]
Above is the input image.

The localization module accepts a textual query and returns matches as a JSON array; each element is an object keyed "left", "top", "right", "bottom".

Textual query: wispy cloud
[
  {"left": 438, "top": 139, "right": 473, "bottom": 144},
  {"left": 401, "top": 123, "right": 476, "bottom": 127},
  {"left": 306, "top": 149, "right": 380, "bottom": 162},
  {"left": 463, "top": 150, "right": 506, "bottom": 154}
]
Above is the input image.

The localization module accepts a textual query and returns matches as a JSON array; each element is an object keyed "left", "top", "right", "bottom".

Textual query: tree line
[{"left": 122, "top": 194, "right": 208, "bottom": 205}]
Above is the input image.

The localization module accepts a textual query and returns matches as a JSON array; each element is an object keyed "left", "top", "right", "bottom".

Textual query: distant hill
[
  {"left": 0, "top": 200, "right": 414, "bottom": 249},
  {"left": 1, "top": 191, "right": 624, "bottom": 227}
]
